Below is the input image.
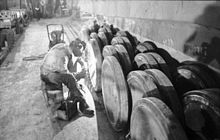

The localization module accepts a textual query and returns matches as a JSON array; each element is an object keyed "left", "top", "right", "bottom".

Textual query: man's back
[{"left": 42, "top": 43, "right": 72, "bottom": 73}]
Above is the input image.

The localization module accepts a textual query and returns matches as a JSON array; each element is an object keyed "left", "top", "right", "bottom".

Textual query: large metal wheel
[
  {"left": 134, "top": 52, "right": 159, "bottom": 70},
  {"left": 103, "top": 44, "right": 132, "bottom": 76},
  {"left": 130, "top": 97, "right": 188, "bottom": 140},
  {"left": 136, "top": 41, "right": 157, "bottom": 54},
  {"left": 127, "top": 70, "right": 161, "bottom": 108},
  {"left": 183, "top": 89, "right": 220, "bottom": 140},
  {"left": 111, "top": 36, "right": 135, "bottom": 61},
  {"left": 86, "top": 39, "right": 102, "bottom": 92},
  {"left": 144, "top": 69, "right": 184, "bottom": 123},
  {"left": 102, "top": 56, "right": 130, "bottom": 131}
]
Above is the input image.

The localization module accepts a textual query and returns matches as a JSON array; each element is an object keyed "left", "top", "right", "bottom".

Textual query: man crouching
[{"left": 40, "top": 38, "right": 94, "bottom": 120}]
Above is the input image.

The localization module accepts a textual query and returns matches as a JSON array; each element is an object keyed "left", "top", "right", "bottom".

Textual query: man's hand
[
  {"left": 75, "top": 68, "right": 86, "bottom": 80},
  {"left": 76, "top": 57, "right": 85, "bottom": 68}
]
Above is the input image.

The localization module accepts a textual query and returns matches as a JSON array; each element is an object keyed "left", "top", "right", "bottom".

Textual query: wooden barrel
[
  {"left": 183, "top": 89, "right": 220, "bottom": 140},
  {"left": 135, "top": 41, "right": 158, "bottom": 54},
  {"left": 80, "top": 26, "right": 91, "bottom": 42},
  {"left": 144, "top": 69, "right": 184, "bottom": 123},
  {"left": 127, "top": 70, "right": 161, "bottom": 108},
  {"left": 130, "top": 97, "right": 188, "bottom": 140},
  {"left": 101, "top": 56, "right": 130, "bottom": 131},
  {"left": 134, "top": 53, "right": 160, "bottom": 70},
  {"left": 86, "top": 39, "right": 102, "bottom": 92}
]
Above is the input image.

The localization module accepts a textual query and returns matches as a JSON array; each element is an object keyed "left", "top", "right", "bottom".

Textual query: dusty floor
[{"left": 0, "top": 17, "right": 123, "bottom": 140}]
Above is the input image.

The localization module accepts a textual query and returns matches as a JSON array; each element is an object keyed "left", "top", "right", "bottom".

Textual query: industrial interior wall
[
  {"left": 78, "top": 0, "right": 220, "bottom": 70},
  {"left": 7, "top": 0, "right": 20, "bottom": 8},
  {"left": 0, "top": 0, "right": 28, "bottom": 9},
  {"left": 0, "top": 0, "right": 7, "bottom": 10}
]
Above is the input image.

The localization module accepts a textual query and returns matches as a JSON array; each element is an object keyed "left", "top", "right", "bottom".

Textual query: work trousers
[{"left": 40, "top": 68, "right": 89, "bottom": 110}]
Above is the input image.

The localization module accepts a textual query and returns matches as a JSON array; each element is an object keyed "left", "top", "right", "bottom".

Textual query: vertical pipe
[
  {"left": 20, "top": 0, "right": 22, "bottom": 8},
  {"left": 5, "top": 0, "right": 8, "bottom": 10},
  {"left": 71, "top": 0, "right": 73, "bottom": 11}
]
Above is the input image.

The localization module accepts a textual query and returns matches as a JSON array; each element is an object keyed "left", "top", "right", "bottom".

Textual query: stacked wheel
[
  {"left": 85, "top": 39, "right": 102, "bottom": 92},
  {"left": 102, "top": 56, "right": 131, "bottom": 131},
  {"left": 127, "top": 69, "right": 184, "bottom": 123},
  {"left": 181, "top": 61, "right": 220, "bottom": 87},
  {"left": 183, "top": 89, "right": 220, "bottom": 140},
  {"left": 134, "top": 52, "right": 172, "bottom": 80},
  {"left": 89, "top": 22, "right": 100, "bottom": 33},
  {"left": 98, "top": 26, "right": 113, "bottom": 45},
  {"left": 103, "top": 44, "right": 132, "bottom": 76},
  {"left": 173, "top": 61, "right": 219, "bottom": 96},
  {"left": 90, "top": 32, "right": 104, "bottom": 53},
  {"left": 80, "top": 26, "right": 91, "bottom": 42},
  {"left": 116, "top": 30, "right": 138, "bottom": 48},
  {"left": 98, "top": 31, "right": 109, "bottom": 46},
  {"left": 127, "top": 70, "right": 161, "bottom": 108},
  {"left": 130, "top": 97, "right": 188, "bottom": 140},
  {"left": 135, "top": 41, "right": 157, "bottom": 54},
  {"left": 82, "top": 21, "right": 220, "bottom": 140},
  {"left": 111, "top": 36, "right": 135, "bottom": 61}
]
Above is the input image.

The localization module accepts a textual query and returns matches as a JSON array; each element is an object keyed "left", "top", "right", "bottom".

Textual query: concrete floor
[{"left": 0, "top": 17, "right": 123, "bottom": 140}]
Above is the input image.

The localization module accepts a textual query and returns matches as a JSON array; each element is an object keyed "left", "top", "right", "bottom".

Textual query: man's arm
[
  {"left": 68, "top": 57, "right": 86, "bottom": 81},
  {"left": 67, "top": 56, "right": 77, "bottom": 73}
]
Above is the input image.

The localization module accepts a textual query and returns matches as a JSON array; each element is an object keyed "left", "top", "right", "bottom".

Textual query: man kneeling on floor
[{"left": 40, "top": 38, "right": 94, "bottom": 120}]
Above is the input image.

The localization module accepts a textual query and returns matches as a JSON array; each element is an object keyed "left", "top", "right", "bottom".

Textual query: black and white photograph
[{"left": 0, "top": 0, "right": 220, "bottom": 140}]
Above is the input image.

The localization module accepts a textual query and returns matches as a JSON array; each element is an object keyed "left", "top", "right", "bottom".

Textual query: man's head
[{"left": 69, "top": 38, "right": 86, "bottom": 57}]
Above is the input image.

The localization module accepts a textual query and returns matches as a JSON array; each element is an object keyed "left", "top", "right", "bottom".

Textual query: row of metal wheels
[{"left": 81, "top": 21, "right": 220, "bottom": 140}]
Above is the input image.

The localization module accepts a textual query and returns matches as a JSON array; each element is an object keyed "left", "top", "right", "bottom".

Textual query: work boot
[
  {"left": 79, "top": 101, "right": 94, "bottom": 118},
  {"left": 81, "top": 108, "right": 94, "bottom": 118},
  {"left": 52, "top": 110, "right": 68, "bottom": 121}
]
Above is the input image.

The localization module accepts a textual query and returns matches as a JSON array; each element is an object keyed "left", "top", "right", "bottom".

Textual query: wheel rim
[
  {"left": 102, "top": 56, "right": 129, "bottom": 131},
  {"left": 102, "top": 57, "right": 120, "bottom": 125},
  {"left": 87, "top": 41, "right": 98, "bottom": 89},
  {"left": 131, "top": 105, "right": 167, "bottom": 140},
  {"left": 131, "top": 97, "right": 187, "bottom": 140}
]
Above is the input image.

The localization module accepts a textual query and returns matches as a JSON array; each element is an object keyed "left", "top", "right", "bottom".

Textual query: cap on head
[
  {"left": 69, "top": 38, "right": 86, "bottom": 50},
  {"left": 69, "top": 38, "right": 86, "bottom": 56}
]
